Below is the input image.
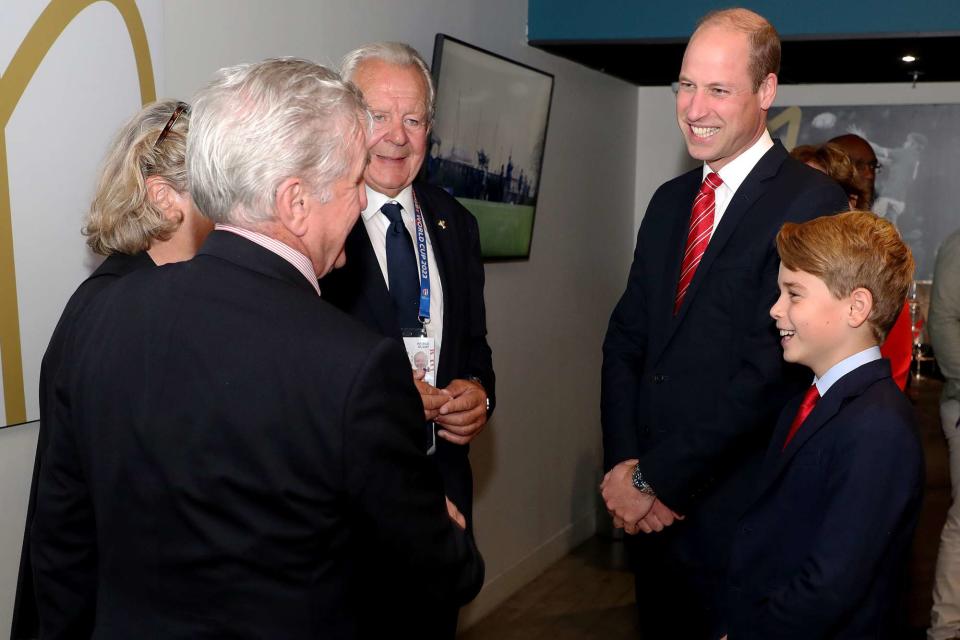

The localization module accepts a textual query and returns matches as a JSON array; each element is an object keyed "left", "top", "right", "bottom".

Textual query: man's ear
[
  {"left": 758, "top": 72, "right": 778, "bottom": 111},
  {"left": 275, "top": 177, "right": 309, "bottom": 238},
  {"left": 848, "top": 287, "right": 874, "bottom": 328},
  {"left": 146, "top": 176, "right": 184, "bottom": 224}
]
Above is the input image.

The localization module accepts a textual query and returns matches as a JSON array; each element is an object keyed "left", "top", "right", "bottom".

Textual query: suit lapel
[
  {"left": 648, "top": 172, "right": 701, "bottom": 361},
  {"left": 670, "top": 143, "right": 788, "bottom": 332},
  {"left": 413, "top": 184, "right": 451, "bottom": 304},
  {"left": 343, "top": 222, "right": 402, "bottom": 339},
  {"left": 758, "top": 359, "right": 891, "bottom": 491}
]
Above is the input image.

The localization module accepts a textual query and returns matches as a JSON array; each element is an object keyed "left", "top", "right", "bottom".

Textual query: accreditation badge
[
  {"left": 402, "top": 333, "right": 436, "bottom": 387},
  {"left": 402, "top": 331, "right": 437, "bottom": 455}
]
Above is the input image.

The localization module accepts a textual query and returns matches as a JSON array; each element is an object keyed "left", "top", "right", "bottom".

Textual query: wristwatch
[
  {"left": 632, "top": 463, "right": 656, "bottom": 496},
  {"left": 467, "top": 376, "right": 491, "bottom": 414}
]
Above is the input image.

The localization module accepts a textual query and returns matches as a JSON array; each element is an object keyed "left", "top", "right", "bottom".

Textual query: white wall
[
  {"left": 634, "top": 80, "right": 960, "bottom": 231},
  {"left": 0, "top": 0, "right": 637, "bottom": 633},
  {"left": 1, "top": 0, "right": 164, "bottom": 633}
]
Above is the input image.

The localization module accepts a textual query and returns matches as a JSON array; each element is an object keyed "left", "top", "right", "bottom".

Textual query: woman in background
[{"left": 12, "top": 99, "right": 212, "bottom": 640}]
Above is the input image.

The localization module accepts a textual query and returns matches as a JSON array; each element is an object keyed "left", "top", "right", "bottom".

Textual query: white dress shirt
[
  {"left": 361, "top": 185, "right": 445, "bottom": 372},
  {"left": 703, "top": 129, "right": 775, "bottom": 235}
]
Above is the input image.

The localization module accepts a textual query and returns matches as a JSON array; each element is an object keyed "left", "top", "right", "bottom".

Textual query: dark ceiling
[{"left": 531, "top": 35, "right": 960, "bottom": 86}]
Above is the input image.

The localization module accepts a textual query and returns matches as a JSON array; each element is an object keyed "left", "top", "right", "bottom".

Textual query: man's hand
[
  {"left": 601, "top": 459, "right": 655, "bottom": 529},
  {"left": 635, "top": 498, "right": 684, "bottom": 534},
  {"left": 435, "top": 378, "right": 488, "bottom": 445},
  {"left": 413, "top": 370, "right": 450, "bottom": 421},
  {"left": 445, "top": 496, "right": 466, "bottom": 530}
]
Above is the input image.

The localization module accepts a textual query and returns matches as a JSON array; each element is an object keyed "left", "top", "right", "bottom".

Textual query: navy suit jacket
[
  {"left": 30, "top": 231, "right": 483, "bottom": 639},
  {"left": 12, "top": 251, "right": 155, "bottom": 640},
  {"left": 726, "top": 359, "right": 924, "bottom": 639},
  {"left": 320, "top": 181, "right": 495, "bottom": 519},
  {"left": 601, "top": 141, "right": 849, "bottom": 566}
]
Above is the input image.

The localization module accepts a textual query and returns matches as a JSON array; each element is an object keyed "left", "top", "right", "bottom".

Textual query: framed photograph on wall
[{"left": 425, "top": 34, "right": 554, "bottom": 260}]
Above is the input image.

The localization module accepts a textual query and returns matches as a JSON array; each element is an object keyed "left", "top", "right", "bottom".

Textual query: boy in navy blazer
[{"left": 725, "top": 211, "right": 923, "bottom": 639}]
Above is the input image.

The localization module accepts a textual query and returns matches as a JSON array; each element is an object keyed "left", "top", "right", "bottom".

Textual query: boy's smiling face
[{"left": 770, "top": 264, "right": 856, "bottom": 378}]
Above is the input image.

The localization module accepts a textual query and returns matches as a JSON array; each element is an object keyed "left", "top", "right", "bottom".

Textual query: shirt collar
[
  {"left": 703, "top": 129, "right": 774, "bottom": 194},
  {"left": 214, "top": 223, "right": 321, "bottom": 296},
  {"left": 362, "top": 184, "right": 415, "bottom": 222},
  {"left": 814, "top": 346, "right": 882, "bottom": 397}
]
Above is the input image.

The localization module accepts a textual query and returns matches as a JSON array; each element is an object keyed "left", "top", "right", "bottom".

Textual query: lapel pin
[{"left": 437, "top": 220, "right": 447, "bottom": 230}]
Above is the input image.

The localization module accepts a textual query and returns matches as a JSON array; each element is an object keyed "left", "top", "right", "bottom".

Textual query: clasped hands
[
  {"left": 414, "top": 372, "right": 488, "bottom": 445},
  {"left": 600, "top": 459, "right": 684, "bottom": 535}
]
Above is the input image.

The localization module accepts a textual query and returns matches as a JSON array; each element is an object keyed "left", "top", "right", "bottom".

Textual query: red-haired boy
[{"left": 725, "top": 211, "right": 923, "bottom": 638}]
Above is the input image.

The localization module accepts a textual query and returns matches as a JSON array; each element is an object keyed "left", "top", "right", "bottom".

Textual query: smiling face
[
  {"left": 676, "top": 25, "right": 776, "bottom": 171},
  {"left": 352, "top": 59, "right": 430, "bottom": 198},
  {"left": 770, "top": 265, "right": 855, "bottom": 378}
]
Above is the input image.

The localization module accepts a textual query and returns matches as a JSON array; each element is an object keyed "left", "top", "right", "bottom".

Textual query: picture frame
[{"left": 424, "top": 34, "right": 554, "bottom": 260}]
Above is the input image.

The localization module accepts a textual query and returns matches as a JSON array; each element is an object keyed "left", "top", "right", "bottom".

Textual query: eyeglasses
[
  {"left": 154, "top": 102, "right": 190, "bottom": 148},
  {"left": 856, "top": 159, "right": 882, "bottom": 173}
]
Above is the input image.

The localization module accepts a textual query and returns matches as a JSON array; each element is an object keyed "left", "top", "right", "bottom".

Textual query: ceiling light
[{"left": 902, "top": 55, "right": 917, "bottom": 63}]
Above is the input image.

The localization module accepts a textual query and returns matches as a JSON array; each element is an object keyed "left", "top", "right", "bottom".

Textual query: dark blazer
[
  {"left": 726, "top": 359, "right": 924, "bottom": 639},
  {"left": 12, "top": 251, "right": 154, "bottom": 640},
  {"left": 30, "top": 231, "right": 483, "bottom": 639},
  {"left": 601, "top": 141, "right": 849, "bottom": 566},
  {"left": 320, "top": 180, "right": 495, "bottom": 520}
]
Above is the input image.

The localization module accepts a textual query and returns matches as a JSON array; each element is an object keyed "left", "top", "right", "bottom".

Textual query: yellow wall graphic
[{"left": 0, "top": 0, "right": 156, "bottom": 425}]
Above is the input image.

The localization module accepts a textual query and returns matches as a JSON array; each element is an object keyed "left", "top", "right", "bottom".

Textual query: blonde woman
[{"left": 13, "top": 99, "right": 211, "bottom": 639}]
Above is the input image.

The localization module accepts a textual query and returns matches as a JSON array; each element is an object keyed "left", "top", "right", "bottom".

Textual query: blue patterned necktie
[{"left": 381, "top": 202, "right": 420, "bottom": 328}]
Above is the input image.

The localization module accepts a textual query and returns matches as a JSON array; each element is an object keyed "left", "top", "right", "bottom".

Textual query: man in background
[
  {"left": 830, "top": 133, "right": 879, "bottom": 207},
  {"left": 601, "top": 9, "right": 847, "bottom": 638}
]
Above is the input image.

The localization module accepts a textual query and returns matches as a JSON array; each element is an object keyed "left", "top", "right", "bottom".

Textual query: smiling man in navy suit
[
  {"left": 725, "top": 211, "right": 923, "bottom": 639},
  {"left": 319, "top": 42, "right": 494, "bottom": 639},
  {"left": 600, "top": 8, "right": 848, "bottom": 638}
]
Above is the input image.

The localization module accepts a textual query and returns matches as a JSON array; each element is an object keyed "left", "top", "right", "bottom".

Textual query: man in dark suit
[
  {"left": 322, "top": 42, "right": 494, "bottom": 533},
  {"left": 600, "top": 9, "right": 848, "bottom": 638},
  {"left": 30, "top": 58, "right": 483, "bottom": 640},
  {"left": 320, "top": 42, "right": 494, "bottom": 638}
]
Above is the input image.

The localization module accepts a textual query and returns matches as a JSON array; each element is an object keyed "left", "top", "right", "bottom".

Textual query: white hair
[
  {"left": 188, "top": 57, "right": 369, "bottom": 226},
  {"left": 340, "top": 42, "right": 435, "bottom": 122}
]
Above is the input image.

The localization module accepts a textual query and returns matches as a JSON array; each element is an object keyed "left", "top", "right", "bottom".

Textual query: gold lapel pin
[{"left": 437, "top": 220, "right": 447, "bottom": 230}]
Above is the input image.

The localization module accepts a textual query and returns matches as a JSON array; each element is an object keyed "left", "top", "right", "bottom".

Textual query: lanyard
[{"left": 412, "top": 193, "right": 431, "bottom": 325}]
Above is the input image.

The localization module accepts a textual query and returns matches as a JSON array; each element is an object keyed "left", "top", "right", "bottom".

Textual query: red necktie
[
  {"left": 782, "top": 385, "right": 820, "bottom": 450},
  {"left": 674, "top": 172, "right": 723, "bottom": 315}
]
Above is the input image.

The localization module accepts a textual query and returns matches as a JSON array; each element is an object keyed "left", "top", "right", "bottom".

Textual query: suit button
[
  {"left": 653, "top": 374, "right": 668, "bottom": 384},
  {"left": 741, "top": 525, "right": 753, "bottom": 534}
]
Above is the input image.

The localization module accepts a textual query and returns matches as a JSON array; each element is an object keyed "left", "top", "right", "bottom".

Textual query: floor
[{"left": 462, "top": 372, "right": 951, "bottom": 639}]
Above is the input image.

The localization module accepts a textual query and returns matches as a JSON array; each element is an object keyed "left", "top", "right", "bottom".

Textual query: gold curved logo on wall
[
  {"left": 768, "top": 105, "right": 803, "bottom": 151},
  {"left": 0, "top": 0, "right": 156, "bottom": 426}
]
